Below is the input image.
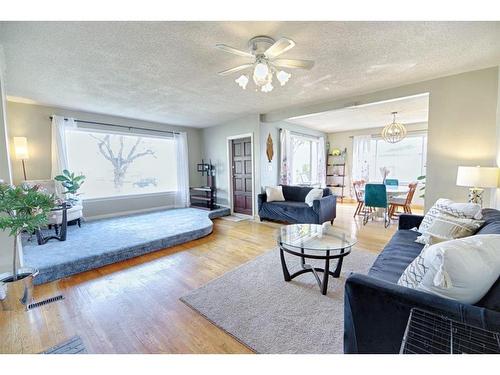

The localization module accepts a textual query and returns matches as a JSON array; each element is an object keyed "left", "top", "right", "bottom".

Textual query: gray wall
[
  {"left": 263, "top": 67, "right": 500, "bottom": 210},
  {"left": 6, "top": 101, "right": 204, "bottom": 218},
  {"left": 0, "top": 45, "right": 16, "bottom": 273},
  {"left": 201, "top": 114, "right": 261, "bottom": 210},
  {"left": 260, "top": 120, "right": 327, "bottom": 188}
]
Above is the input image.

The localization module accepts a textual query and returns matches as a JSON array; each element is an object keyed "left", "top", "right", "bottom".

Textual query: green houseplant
[
  {"left": 0, "top": 182, "right": 54, "bottom": 310},
  {"left": 54, "top": 169, "right": 86, "bottom": 202}
]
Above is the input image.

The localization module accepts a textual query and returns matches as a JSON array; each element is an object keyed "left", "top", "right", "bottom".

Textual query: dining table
[{"left": 359, "top": 184, "right": 409, "bottom": 199}]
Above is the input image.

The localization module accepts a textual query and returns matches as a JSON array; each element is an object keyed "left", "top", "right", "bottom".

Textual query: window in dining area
[
  {"left": 352, "top": 132, "right": 427, "bottom": 184},
  {"left": 370, "top": 133, "right": 427, "bottom": 183}
]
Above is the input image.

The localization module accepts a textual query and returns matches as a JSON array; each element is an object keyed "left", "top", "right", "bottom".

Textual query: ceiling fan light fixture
[
  {"left": 216, "top": 36, "right": 314, "bottom": 93},
  {"left": 235, "top": 74, "right": 249, "bottom": 89},
  {"left": 277, "top": 70, "right": 291, "bottom": 86},
  {"left": 261, "top": 82, "right": 274, "bottom": 93},
  {"left": 253, "top": 62, "right": 271, "bottom": 86}
]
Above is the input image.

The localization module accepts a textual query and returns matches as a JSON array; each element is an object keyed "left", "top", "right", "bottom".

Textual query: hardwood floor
[{"left": 0, "top": 203, "right": 419, "bottom": 354}]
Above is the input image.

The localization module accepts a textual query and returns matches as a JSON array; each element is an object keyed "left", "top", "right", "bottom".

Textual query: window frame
[
  {"left": 290, "top": 132, "right": 321, "bottom": 186},
  {"left": 64, "top": 126, "right": 178, "bottom": 200},
  {"left": 370, "top": 131, "right": 427, "bottom": 184}
]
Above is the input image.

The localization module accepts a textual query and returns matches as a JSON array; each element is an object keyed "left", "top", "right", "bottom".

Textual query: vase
[{"left": 0, "top": 267, "right": 39, "bottom": 311}]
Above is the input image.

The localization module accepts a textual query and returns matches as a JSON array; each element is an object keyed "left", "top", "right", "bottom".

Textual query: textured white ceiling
[
  {"left": 0, "top": 21, "right": 499, "bottom": 127},
  {"left": 287, "top": 94, "right": 429, "bottom": 132}
]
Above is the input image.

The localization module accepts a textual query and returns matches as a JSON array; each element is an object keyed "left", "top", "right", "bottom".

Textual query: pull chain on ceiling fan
[{"left": 215, "top": 36, "right": 314, "bottom": 93}]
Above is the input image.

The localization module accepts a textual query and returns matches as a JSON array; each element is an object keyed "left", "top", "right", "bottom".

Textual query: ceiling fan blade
[
  {"left": 215, "top": 44, "right": 254, "bottom": 58},
  {"left": 217, "top": 64, "right": 253, "bottom": 76},
  {"left": 272, "top": 58, "right": 315, "bottom": 70},
  {"left": 264, "top": 38, "right": 296, "bottom": 59}
]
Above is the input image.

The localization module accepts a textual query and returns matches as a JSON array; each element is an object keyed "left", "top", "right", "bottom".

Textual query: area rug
[{"left": 180, "top": 247, "right": 377, "bottom": 354}]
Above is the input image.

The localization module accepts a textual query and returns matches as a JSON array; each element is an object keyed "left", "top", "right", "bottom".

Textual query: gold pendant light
[{"left": 382, "top": 111, "right": 407, "bottom": 143}]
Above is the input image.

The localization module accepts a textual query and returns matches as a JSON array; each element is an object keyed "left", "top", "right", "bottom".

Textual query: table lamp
[
  {"left": 456, "top": 166, "right": 499, "bottom": 206},
  {"left": 13, "top": 136, "right": 29, "bottom": 180}
]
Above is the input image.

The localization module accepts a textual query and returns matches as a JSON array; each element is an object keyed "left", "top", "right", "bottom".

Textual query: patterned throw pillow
[
  {"left": 399, "top": 235, "right": 500, "bottom": 304},
  {"left": 416, "top": 199, "right": 482, "bottom": 244},
  {"left": 416, "top": 212, "right": 484, "bottom": 245},
  {"left": 398, "top": 246, "right": 429, "bottom": 288}
]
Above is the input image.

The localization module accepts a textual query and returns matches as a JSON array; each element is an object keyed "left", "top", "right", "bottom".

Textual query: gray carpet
[
  {"left": 181, "top": 247, "right": 377, "bottom": 354},
  {"left": 23, "top": 207, "right": 229, "bottom": 284}
]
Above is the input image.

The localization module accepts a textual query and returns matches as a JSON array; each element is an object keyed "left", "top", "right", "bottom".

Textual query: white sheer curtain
[
  {"left": 352, "top": 135, "right": 372, "bottom": 182},
  {"left": 279, "top": 129, "right": 292, "bottom": 185},
  {"left": 174, "top": 132, "right": 190, "bottom": 208},
  {"left": 317, "top": 136, "right": 326, "bottom": 187},
  {"left": 51, "top": 115, "right": 76, "bottom": 195}
]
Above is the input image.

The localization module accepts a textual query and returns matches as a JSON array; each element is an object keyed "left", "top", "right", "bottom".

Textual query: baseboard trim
[{"left": 84, "top": 205, "right": 175, "bottom": 221}]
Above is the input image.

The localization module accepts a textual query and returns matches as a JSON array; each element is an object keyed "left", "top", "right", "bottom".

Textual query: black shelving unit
[
  {"left": 326, "top": 157, "right": 346, "bottom": 202},
  {"left": 190, "top": 159, "right": 219, "bottom": 211}
]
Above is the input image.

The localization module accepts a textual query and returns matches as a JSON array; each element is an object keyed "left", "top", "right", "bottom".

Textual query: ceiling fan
[{"left": 216, "top": 36, "right": 314, "bottom": 93}]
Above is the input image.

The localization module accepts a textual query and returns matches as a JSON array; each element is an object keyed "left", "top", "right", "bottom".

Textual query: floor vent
[{"left": 28, "top": 295, "right": 64, "bottom": 310}]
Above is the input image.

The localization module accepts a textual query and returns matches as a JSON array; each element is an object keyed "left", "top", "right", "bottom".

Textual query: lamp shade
[
  {"left": 13, "top": 137, "right": 29, "bottom": 160},
  {"left": 456, "top": 166, "right": 499, "bottom": 188}
]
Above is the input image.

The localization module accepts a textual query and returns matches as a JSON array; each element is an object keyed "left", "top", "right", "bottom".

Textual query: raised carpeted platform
[{"left": 23, "top": 207, "right": 230, "bottom": 285}]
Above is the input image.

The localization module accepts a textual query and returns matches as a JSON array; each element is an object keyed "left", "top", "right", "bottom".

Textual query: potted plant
[
  {"left": 54, "top": 169, "right": 86, "bottom": 203},
  {"left": 0, "top": 182, "right": 55, "bottom": 311}
]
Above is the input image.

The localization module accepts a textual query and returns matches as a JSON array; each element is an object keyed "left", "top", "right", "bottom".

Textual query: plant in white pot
[{"left": 0, "top": 182, "right": 55, "bottom": 311}]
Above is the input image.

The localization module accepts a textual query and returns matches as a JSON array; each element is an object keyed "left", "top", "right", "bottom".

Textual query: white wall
[
  {"left": 328, "top": 122, "right": 428, "bottom": 204},
  {"left": 260, "top": 120, "right": 327, "bottom": 189},
  {"left": 6, "top": 101, "right": 204, "bottom": 218},
  {"left": 0, "top": 45, "right": 15, "bottom": 273},
  {"left": 263, "top": 67, "right": 500, "bottom": 210}
]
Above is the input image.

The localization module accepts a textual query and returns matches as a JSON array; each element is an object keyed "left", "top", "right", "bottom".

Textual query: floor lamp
[
  {"left": 456, "top": 166, "right": 499, "bottom": 206},
  {"left": 13, "top": 137, "right": 29, "bottom": 180}
]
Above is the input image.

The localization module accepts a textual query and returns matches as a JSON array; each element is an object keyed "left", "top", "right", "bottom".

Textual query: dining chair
[
  {"left": 363, "top": 183, "right": 390, "bottom": 227},
  {"left": 388, "top": 182, "right": 418, "bottom": 218},
  {"left": 352, "top": 180, "right": 365, "bottom": 217},
  {"left": 384, "top": 179, "right": 399, "bottom": 186}
]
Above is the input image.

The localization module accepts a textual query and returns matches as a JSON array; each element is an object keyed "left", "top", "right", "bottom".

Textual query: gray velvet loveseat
[{"left": 257, "top": 185, "right": 337, "bottom": 224}]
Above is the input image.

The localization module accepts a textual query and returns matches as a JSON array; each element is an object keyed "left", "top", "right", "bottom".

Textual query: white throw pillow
[
  {"left": 265, "top": 186, "right": 285, "bottom": 202},
  {"left": 417, "top": 198, "right": 482, "bottom": 238},
  {"left": 305, "top": 188, "right": 324, "bottom": 207},
  {"left": 415, "top": 212, "right": 484, "bottom": 245},
  {"left": 398, "top": 234, "right": 500, "bottom": 304}
]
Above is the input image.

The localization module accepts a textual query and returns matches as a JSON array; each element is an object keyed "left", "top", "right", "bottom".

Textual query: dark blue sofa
[
  {"left": 344, "top": 209, "right": 500, "bottom": 354},
  {"left": 258, "top": 185, "right": 337, "bottom": 224}
]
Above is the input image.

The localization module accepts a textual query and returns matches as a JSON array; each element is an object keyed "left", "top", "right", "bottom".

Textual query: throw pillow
[
  {"left": 304, "top": 188, "right": 324, "bottom": 207},
  {"left": 415, "top": 212, "right": 484, "bottom": 245},
  {"left": 417, "top": 198, "right": 482, "bottom": 237},
  {"left": 397, "top": 245, "right": 430, "bottom": 288},
  {"left": 265, "top": 186, "right": 285, "bottom": 202},
  {"left": 398, "top": 234, "right": 500, "bottom": 304}
]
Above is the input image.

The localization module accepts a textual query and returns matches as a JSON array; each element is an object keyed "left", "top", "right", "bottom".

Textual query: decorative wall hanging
[{"left": 266, "top": 133, "right": 274, "bottom": 162}]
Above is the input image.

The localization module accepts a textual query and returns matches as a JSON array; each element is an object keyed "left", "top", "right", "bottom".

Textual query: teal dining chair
[
  {"left": 363, "top": 183, "right": 390, "bottom": 227},
  {"left": 384, "top": 179, "right": 399, "bottom": 186}
]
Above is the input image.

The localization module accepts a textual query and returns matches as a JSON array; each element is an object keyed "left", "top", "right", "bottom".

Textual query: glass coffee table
[{"left": 277, "top": 224, "right": 357, "bottom": 295}]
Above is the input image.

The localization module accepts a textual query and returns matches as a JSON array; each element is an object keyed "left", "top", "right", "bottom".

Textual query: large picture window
[
  {"left": 66, "top": 129, "right": 177, "bottom": 199},
  {"left": 291, "top": 134, "right": 319, "bottom": 185},
  {"left": 369, "top": 133, "right": 427, "bottom": 183}
]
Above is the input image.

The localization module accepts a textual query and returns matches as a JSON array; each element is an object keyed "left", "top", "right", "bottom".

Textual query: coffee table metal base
[{"left": 279, "top": 245, "right": 350, "bottom": 295}]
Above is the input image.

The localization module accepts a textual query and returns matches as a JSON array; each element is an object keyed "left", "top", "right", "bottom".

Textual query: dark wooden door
[{"left": 232, "top": 137, "right": 253, "bottom": 215}]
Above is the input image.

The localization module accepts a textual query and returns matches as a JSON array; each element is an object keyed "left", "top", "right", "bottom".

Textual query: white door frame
[{"left": 226, "top": 133, "right": 255, "bottom": 218}]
